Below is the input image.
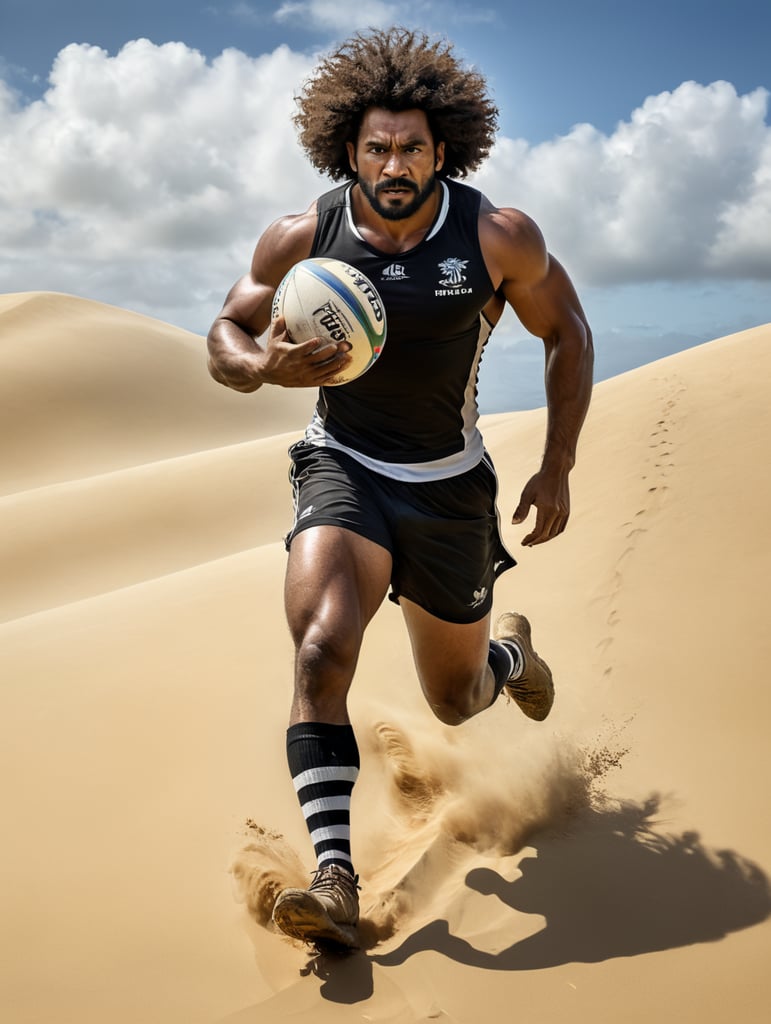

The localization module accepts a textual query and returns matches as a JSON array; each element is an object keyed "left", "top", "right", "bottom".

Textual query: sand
[{"left": 1, "top": 291, "right": 770, "bottom": 1024}]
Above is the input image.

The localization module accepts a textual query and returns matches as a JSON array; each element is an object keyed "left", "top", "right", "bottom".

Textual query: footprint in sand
[{"left": 595, "top": 376, "right": 685, "bottom": 677}]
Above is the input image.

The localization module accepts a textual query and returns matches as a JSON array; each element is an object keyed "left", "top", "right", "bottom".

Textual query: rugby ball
[{"left": 271, "top": 257, "right": 386, "bottom": 385}]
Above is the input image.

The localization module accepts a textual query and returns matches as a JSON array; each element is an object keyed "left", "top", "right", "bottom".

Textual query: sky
[{"left": 1, "top": 0, "right": 769, "bottom": 412}]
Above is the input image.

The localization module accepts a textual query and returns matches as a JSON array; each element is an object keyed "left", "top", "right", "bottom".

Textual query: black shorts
[{"left": 284, "top": 440, "right": 516, "bottom": 624}]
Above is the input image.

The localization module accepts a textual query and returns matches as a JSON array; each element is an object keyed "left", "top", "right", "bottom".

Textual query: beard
[{"left": 357, "top": 174, "right": 438, "bottom": 221}]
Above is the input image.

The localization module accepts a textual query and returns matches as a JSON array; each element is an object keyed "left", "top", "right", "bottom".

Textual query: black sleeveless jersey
[{"left": 305, "top": 179, "right": 497, "bottom": 482}]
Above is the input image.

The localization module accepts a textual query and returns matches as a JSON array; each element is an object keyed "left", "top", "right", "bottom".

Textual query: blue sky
[{"left": 1, "top": 0, "right": 769, "bottom": 411}]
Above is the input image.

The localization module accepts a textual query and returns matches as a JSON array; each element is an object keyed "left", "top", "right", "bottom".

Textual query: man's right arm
[
  {"left": 206, "top": 212, "right": 353, "bottom": 392},
  {"left": 206, "top": 271, "right": 275, "bottom": 393}
]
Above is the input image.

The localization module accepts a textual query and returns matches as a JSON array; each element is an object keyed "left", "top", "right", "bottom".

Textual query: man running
[{"left": 207, "top": 27, "right": 593, "bottom": 948}]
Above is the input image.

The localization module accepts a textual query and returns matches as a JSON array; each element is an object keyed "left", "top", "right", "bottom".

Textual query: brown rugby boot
[
  {"left": 272, "top": 864, "right": 360, "bottom": 948},
  {"left": 494, "top": 612, "right": 555, "bottom": 721}
]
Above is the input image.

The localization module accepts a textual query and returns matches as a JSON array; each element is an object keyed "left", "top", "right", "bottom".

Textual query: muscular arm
[
  {"left": 482, "top": 206, "right": 594, "bottom": 545},
  {"left": 206, "top": 209, "right": 352, "bottom": 392}
]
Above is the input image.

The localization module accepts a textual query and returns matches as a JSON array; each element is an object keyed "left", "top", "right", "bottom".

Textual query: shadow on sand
[
  {"left": 221, "top": 794, "right": 771, "bottom": 1017},
  {"left": 372, "top": 794, "right": 771, "bottom": 971}
]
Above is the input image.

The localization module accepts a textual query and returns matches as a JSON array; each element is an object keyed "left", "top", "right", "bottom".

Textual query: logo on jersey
[
  {"left": 381, "top": 262, "right": 409, "bottom": 282},
  {"left": 469, "top": 585, "right": 488, "bottom": 609},
  {"left": 436, "top": 257, "right": 472, "bottom": 295}
]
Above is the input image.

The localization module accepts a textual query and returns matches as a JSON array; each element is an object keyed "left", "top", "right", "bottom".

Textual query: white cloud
[
  {"left": 708, "top": 131, "right": 771, "bottom": 277},
  {"left": 0, "top": 40, "right": 322, "bottom": 329},
  {"left": 0, "top": 43, "right": 768, "bottom": 336},
  {"left": 269, "top": 0, "right": 499, "bottom": 34},
  {"left": 473, "top": 80, "right": 771, "bottom": 286},
  {"left": 273, "top": 0, "right": 395, "bottom": 33},
  {"left": 269, "top": 1, "right": 497, "bottom": 35}
]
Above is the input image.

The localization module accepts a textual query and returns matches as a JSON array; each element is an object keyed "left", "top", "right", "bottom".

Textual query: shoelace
[{"left": 308, "top": 868, "right": 361, "bottom": 897}]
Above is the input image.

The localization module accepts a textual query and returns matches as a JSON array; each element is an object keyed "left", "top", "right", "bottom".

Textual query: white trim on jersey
[
  {"left": 344, "top": 181, "right": 450, "bottom": 242},
  {"left": 426, "top": 181, "right": 450, "bottom": 240}
]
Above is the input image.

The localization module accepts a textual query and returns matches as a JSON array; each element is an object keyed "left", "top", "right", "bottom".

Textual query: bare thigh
[
  {"left": 400, "top": 598, "right": 495, "bottom": 726},
  {"left": 284, "top": 525, "right": 393, "bottom": 725}
]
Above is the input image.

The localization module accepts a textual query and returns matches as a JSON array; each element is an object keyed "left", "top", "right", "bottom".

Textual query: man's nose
[{"left": 383, "top": 151, "right": 407, "bottom": 176}]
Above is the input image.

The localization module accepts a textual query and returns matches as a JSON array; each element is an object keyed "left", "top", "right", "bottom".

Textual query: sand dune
[
  {"left": 1, "top": 294, "right": 770, "bottom": 1024},
  {"left": 0, "top": 292, "right": 315, "bottom": 494},
  {"left": 1, "top": 434, "right": 301, "bottom": 621}
]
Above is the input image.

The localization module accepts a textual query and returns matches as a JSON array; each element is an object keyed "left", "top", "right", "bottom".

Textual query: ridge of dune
[
  {"left": 0, "top": 291, "right": 315, "bottom": 494},
  {"left": 0, "top": 432, "right": 301, "bottom": 622},
  {"left": 2, "top": 304, "right": 771, "bottom": 1024}
]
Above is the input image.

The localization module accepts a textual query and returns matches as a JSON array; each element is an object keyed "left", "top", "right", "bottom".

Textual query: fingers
[
  {"left": 515, "top": 490, "right": 569, "bottom": 545},
  {"left": 266, "top": 323, "right": 352, "bottom": 386},
  {"left": 306, "top": 341, "right": 353, "bottom": 383},
  {"left": 521, "top": 503, "right": 549, "bottom": 546},
  {"left": 521, "top": 511, "right": 568, "bottom": 546},
  {"left": 305, "top": 340, "right": 338, "bottom": 363},
  {"left": 513, "top": 470, "right": 571, "bottom": 545},
  {"left": 511, "top": 495, "right": 531, "bottom": 525}
]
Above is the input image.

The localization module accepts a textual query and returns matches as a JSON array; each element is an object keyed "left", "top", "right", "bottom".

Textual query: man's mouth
[{"left": 377, "top": 180, "right": 416, "bottom": 197}]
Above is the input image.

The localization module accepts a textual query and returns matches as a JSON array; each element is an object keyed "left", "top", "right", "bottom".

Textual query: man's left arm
[{"left": 492, "top": 212, "right": 594, "bottom": 545}]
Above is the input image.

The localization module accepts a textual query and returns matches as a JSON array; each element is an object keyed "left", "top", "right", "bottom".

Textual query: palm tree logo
[{"left": 438, "top": 257, "right": 469, "bottom": 288}]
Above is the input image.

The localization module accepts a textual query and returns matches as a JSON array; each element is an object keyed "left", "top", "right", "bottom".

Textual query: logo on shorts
[
  {"left": 469, "top": 585, "right": 488, "bottom": 609},
  {"left": 298, "top": 505, "right": 315, "bottom": 521}
]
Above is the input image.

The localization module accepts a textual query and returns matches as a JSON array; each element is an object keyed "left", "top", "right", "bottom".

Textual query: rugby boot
[
  {"left": 494, "top": 611, "right": 555, "bottom": 721},
  {"left": 272, "top": 864, "right": 360, "bottom": 948}
]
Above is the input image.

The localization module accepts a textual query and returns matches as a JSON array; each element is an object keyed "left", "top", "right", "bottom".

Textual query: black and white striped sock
[
  {"left": 487, "top": 638, "right": 524, "bottom": 704},
  {"left": 286, "top": 722, "right": 360, "bottom": 874}
]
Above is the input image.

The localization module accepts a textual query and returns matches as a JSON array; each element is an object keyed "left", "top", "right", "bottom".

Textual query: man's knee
[
  {"left": 293, "top": 621, "right": 361, "bottom": 692},
  {"left": 422, "top": 671, "right": 491, "bottom": 726},
  {"left": 427, "top": 697, "right": 472, "bottom": 726}
]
